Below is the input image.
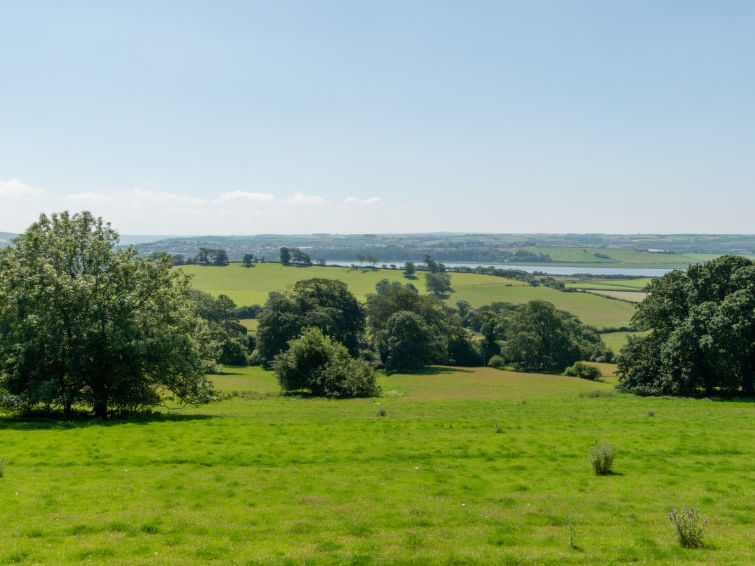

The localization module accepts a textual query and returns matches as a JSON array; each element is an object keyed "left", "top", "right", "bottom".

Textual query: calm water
[{"left": 324, "top": 260, "right": 672, "bottom": 277}]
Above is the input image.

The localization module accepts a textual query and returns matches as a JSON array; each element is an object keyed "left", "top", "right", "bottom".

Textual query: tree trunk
[
  {"left": 64, "top": 401, "right": 72, "bottom": 420},
  {"left": 93, "top": 400, "right": 108, "bottom": 419}
]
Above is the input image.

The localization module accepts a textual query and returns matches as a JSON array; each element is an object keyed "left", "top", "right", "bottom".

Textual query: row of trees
[{"left": 254, "top": 276, "right": 606, "bottom": 381}]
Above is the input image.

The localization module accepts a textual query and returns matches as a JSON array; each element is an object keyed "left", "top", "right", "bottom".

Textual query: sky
[{"left": 1, "top": 0, "right": 754, "bottom": 235}]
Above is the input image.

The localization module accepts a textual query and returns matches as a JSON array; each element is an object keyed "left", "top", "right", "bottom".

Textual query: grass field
[
  {"left": 181, "top": 264, "right": 636, "bottom": 330},
  {"left": 524, "top": 247, "right": 719, "bottom": 268},
  {"left": 563, "top": 278, "right": 653, "bottom": 292},
  {"left": 600, "top": 331, "right": 647, "bottom": 354},
  {"left": 586, "top": 290, "right": 647, "bottom": 303},
  {"left": 1, "top": 365, "right": 753, "bottom": 564}
]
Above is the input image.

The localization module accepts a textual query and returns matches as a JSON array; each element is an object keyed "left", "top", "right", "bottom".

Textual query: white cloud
[
  {"left": 285, "top": 192, "right": 325, "bottom": 205},
  {"left": 0, "top": 179, "right": 45, "bottom": 197},
  {"left": 217, "top": 190, "right": 275, "bottom": 202},
  {"left": 345, "top": 196, "right": 382, "bottom": 206}
]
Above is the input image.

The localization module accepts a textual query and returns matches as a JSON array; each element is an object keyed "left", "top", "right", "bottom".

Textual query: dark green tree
[
  {"left": 274, "top": 327, "right": 379, "bottom": 398},
  {"left": 0, "top": 211, "right": 216, "bottom": 418},
  {"left": 280, "top": 247, "right": 291, "bottom": 266},
  {"left": 618, "top": 255, "right": 755, "bottom": 396},
  {"left": 255, "top": 279, "right": 365, "bottom": 364},
  {"left": 425, "top": 271, "right": 452, "bottom": 297},
  {"left": 403, "top": 261, "right": 416, "bottom": 276}
]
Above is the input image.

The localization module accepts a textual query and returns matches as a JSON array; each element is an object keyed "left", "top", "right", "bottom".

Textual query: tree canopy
[
  {"left": 0, "top": 212, "right": 216, "bottom": 418},
  {"left": 618, "top": 255, "right": 755, "bottom": 396},
  {"left": 256, "top": 278, "right": 365, "bottom": 364}
]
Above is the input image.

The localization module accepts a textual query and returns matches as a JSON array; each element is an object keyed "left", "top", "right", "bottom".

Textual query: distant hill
[{"left": 133, "top": 233, "right": 755, "bottom": 267}]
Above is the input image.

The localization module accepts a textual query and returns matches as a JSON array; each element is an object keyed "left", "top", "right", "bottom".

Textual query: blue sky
[{"left": 1, "top": 0, "right": 753, "bottom": 234}]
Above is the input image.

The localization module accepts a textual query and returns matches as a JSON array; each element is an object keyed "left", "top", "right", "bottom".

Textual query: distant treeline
[{"left": 134, "top": 233, "right": 755, "bottom": 261}]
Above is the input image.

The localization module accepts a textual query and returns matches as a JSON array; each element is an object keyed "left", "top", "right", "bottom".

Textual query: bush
[
  {"left": 564, "top": 362, "right": 602, "bottom": 380},
  {"left": 274, "top": 328, "right": 380, "bottom": 398},
  {"left": 488, "top": 355, "right": 506, "bottom": 369},
  {"left": 668, "top": 506, "right": 707, "bottom": 548},
  {"left": 589, "top": 441, "right": 616, "bottom": 475},
  {"left": 218, "top": 338, "right": 249, "bottom": 366}
]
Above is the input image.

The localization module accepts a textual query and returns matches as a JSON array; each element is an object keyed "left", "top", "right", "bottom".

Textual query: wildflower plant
[
  {"left": 588, "top": 441, "right": 616, "bottom": 475},
  {"left": 668, "top": 505, "right": 707, "bottom": 548}
]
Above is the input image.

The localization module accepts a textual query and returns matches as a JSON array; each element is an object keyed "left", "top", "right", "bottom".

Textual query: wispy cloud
[
  {"left": 217, "top": 190, "right": 275, "bottom": 202},
  {"left": 286, "top": 192, "right": 325, "bottom": 205},
  {"left": 0, "top": 179, "right": 45, "bottom": 197},
  {"left": 345, "top": 196, "right": 382, "bottom": 206}
]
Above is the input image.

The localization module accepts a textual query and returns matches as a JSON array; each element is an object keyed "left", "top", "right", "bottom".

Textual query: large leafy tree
[
  {"left": 0, "top": 211, "right": 216, "bottom": 418},
  {"left": 256, "top": 278, "right": 365, "bottom": 363},
  {"left": 618, "top": 255, "right": 754, "bottom": 396}
]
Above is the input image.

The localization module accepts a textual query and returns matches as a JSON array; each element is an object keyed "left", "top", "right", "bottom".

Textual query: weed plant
[
  {"left": 589, "top": 441, "right": 617, "bottom": 475},
  {"left": 668, "top": 506, "right": 707, "bottom": 548}
]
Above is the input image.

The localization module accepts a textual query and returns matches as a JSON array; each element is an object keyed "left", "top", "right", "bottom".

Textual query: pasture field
[
  {"left": 563, "top": 278, "right": 653, "bottom": 291},
  {"left": 181, "top": 264, "right": 636, "bottom": 329},
  {"left": 524, "top": 247, "right": 719, "bottom": 268},
  {"left": 1, "top": 366, "right": 753, "bottom": 564},
  {"left": 599, "top": 331, "right": 646, "bottom": 354},
  {"left": 584, "top": 290, "right": 646, "bottom": 303}
]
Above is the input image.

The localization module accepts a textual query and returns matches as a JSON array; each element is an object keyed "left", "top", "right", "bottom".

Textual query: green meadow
[
  {"left": 1, "top": 366, "right": 753, "bottom": 564},
  {"left": 524, "top": 247, "right": 719, "bottom": 268},
  {"left": 181, "top": 264, "right": 636, "bottom": 330}
]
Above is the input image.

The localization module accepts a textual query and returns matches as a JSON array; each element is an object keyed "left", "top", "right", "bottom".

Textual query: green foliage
[
  {"left": 0, "top": 456, "right": 6, "bottom": 477},
  {"left": 668, "top": 506, "right": 707, "bottom": 548},
  {"left": 487, "top": 355, "right": 506, "bottom": 369},
  {"left": 256, "top": 278, "right": 365, "bottom": 364},
  {"left": 588, "top": 441, "right": 617, "bottom": 475},
  {"left": 618, "top": 255, "right": 755, "bottom": 396},
  {"left": 194, "top": 247, "right": 228, "bottom": 266},
  {"left": 564, "top": 362, "right": 602, "bottom": 380},
  {"left": 0, "top": 211, "right": 216, "bottom": 418},
  {"left": 274, "top": 328, "right": 379, "bottom": 398},
  {"left": 425, "top": 271, "right": 452, "bottom": 297},
  {"left": 279, "top": 247, "right": 291, "bottom": 265},
  {"left": 403, "top": 261, "right": 416, "bottom": 276},
  {"left": 375, "top": 311, "right": 433, "bottom": 371},
  {"left": 498, "top": 301, "right": 609, "bottom": 372}
]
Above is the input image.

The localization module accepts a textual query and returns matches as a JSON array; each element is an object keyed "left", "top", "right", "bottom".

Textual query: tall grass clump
[
  {"left": 588, "top": 441, "right": 616, "bottom": 475},
  {"left": 0, "top": 457, "right": 7, "bottom": 477},
  {"left": 668, "top": 505, "right": 707, "bottom": 548}
]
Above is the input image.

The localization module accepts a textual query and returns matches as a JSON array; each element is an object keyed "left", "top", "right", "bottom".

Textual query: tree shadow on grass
[
  {"left": 391, "top": 366, "right": 476, "bottom": 376},
  {"left": 0, "top": 412, "right": 215, "bottom": 431}
]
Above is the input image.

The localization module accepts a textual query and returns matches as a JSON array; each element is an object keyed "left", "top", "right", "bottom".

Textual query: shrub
[
  {"left": 564, "top": 362, "right": 602, "bottom": 380},
  {"left": 647, "top": 410, "right": 655, "bottom": 417},
  {"left": 274, "top": 328, "right": 380, "bottom": 398},
  {"left": 488, "top": 355, "right": 506, "bottom": 369},
  {"left": 377, "top": 407, "right": 387, "bottom": 417},
  {"left": 668, "top": 506, "right": 707, "bottom": 548},
  {"left": 589, "top": 441, "right": 616, "bottom": 475}
]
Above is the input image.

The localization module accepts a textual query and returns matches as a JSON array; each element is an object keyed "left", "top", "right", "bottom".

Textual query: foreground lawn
[{"left": 1, "top": 366, "right": 753, "bottom": 564}]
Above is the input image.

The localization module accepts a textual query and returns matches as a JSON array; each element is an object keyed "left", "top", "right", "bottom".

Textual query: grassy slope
[
  {"left": 181, "top": 264, "right": 636, "bottom": 329},
  {"left": 525, "top": 246, "right": 719, "bottom": 268},
  {"left": 564, "top": 278, "right": 653, "bottom": 291},
  {"left": 1, "top": 366, "right": 752, "bottom": 564}
]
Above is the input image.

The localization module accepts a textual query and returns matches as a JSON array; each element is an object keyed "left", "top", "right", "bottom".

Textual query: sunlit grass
[
  {"left": 181, "top": 263, "right": 635, "bottom": 329},
  {"left": 1, "top": 365, "right": 753, "bottom": 564}
]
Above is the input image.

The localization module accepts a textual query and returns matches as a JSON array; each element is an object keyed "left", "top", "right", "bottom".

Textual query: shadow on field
[
  {"left": 0, "top": 412, "right": 214, "bottom": 431},
  {"left": 398, "top": 366, "right": 475, "bottom": 376}
]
